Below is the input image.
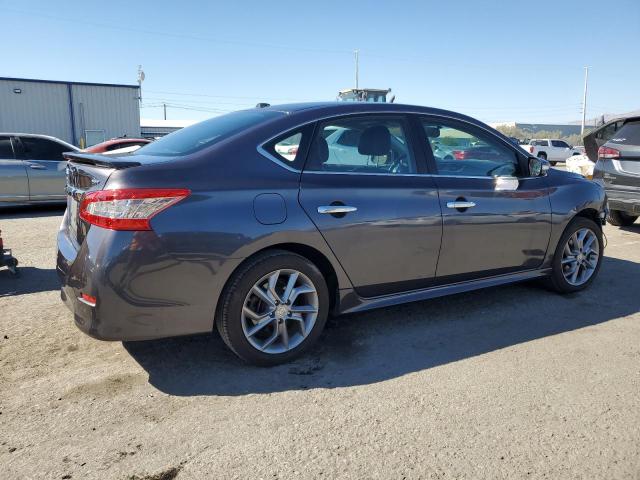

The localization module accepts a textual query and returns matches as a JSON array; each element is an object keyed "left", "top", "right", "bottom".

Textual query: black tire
[
  {"left": 538, "top": 152, "right": 547, "bottom": 160},
  {"left": 545, "top": 217, "right": 603, "bottom": 294},
  {"left": 550, "top": 161, "right": 557, "bottom": 166},
  {"left": 607, "top": 209, "right": 638, "bottom": 227},
  {"left": 216, "top": 250, "right": 329, "bottom": 366}
]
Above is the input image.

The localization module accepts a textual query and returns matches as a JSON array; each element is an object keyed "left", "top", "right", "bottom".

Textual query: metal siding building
[{"left": 0, "top": 77, "right": 140, "bottom": 147}]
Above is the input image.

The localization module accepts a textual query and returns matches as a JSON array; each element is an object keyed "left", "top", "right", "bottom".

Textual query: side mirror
[
  {"left": 529, "top": 156, "right": 549, "bottom": 177},
  {"left": 494, "top": 176, "right": 519, "bottom": 191}
]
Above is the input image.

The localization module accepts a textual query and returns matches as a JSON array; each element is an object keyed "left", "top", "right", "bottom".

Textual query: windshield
[{"left": 134, "top": 109, "right": 283, "bottom": 157}]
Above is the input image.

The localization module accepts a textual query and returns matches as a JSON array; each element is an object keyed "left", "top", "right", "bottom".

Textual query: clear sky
[{"left": 3, "top": 0, "right": 639, "bottom": 125}]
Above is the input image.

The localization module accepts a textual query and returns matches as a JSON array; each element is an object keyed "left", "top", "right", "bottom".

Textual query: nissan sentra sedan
[{"left": 57, "top": 102, "right": 606, "bottom": 366}]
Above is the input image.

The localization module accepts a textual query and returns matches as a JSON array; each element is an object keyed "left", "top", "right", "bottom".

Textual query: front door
[
  {"left": 418, "top": 117, "right": 552, "bottom": 281},
  {"left": 299, "top": 114, "right": 442, "bottom": 297},
  {"left": 16, "top": 136, "right": 69, "bottom": 201},
  {"left": 0, "top": 136, "right": 29, "bottom": 203}
]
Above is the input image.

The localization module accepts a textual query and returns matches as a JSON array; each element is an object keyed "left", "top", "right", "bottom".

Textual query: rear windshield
[
  {"left": 608, "top": 121, "right": 640, "bottom": 146},
  {"left": 134, "top": 109, "right": 283, "bottom": 157}
]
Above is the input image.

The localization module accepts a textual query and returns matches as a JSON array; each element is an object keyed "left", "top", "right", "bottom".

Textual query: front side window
[
  {"left": 422, "top": 120, "right": 519, "bottom": 177},
  {"left": 305, "top": 116, "right": 416, "bottom": 174},
  {"left": 20, "top": 137, "right": 68, "bottom": 161},
  {"left": 551, "top": 140, "right": 569, "bottom": 148}
]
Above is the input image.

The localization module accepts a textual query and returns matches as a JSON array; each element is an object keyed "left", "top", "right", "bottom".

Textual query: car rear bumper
[
  {"left": 57, "top": 222, "right": 243, "bottom": 341},
  {"left": 606, "top": 187, "right": 640, "bottom": 214}
]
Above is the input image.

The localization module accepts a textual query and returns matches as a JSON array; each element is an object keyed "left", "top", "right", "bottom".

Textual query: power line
[{"left": 4, "top": 7, "right": 351, "bottom": 56}]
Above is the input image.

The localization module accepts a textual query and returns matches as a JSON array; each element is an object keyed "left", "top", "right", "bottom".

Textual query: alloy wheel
[
  {"left": 561, "top": 227, "right": 600, "bottom": 286},
  {"left": 241, "top": 269, "right": 319, "bottom": 354}
]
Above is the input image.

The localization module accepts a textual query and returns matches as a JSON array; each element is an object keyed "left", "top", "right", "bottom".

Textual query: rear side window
[
  {"left": 262, "top": 124, "right": 314, "bottom": 169},
  {"left": 135, "top": 109, "right": 283, "bottom": 157},
  {"left": 20, "top": 137, "right": 68, "bottom": 161},
  {"left": 0, "top": 137, "right": 13, "bottom": 159},
  {"left": 609, "top": 121, "right": 640, "bottom": 146},
  {"left": 532, "top": 140, "right": 548, "bottom": 146},
  {"left": 305, "top": 116, "right": 416, "bottom": 174}
]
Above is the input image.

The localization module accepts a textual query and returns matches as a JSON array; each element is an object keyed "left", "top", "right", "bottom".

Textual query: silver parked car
[{"left": 0, "top": 133, "right": 78, "bottom": 205}]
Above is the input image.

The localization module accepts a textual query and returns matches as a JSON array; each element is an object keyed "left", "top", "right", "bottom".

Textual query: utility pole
[
  {"left": 581, "top": 66, "right": 589, "bottom": 136},
  {"left": 163, "top": 103, "right": 167, "bottom": 120},
  {"left": 354, "top": 50, "right": 359, "bottom": 90},
  {"left": 137, "top": 65, "right": 145, "bottom": 103}
]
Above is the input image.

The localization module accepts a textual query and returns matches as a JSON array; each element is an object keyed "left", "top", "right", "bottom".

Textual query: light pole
[
  {"left": 581, "top": 66, "right": 589, "bottom": 136},
  {"left": 354, "top": 50, "right": 359, "bottom": 90}
]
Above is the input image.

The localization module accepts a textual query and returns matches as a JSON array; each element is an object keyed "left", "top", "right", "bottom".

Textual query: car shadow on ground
[
  {"left": 0, "top": 267, "right": 60, "bottom": 297},
  {"left": 125, "top": 255, "right": 640, "bottom": 397},
  {"left": 0, "top": 204, "right": 66, "bottom": 220}
]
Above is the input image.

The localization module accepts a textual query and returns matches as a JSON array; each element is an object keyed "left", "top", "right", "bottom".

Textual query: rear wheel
[
  {"left": 216, "top": 250, "right": 329, "bottom": 366},
  {"left": 607, "top": 209, "right": 638, "bottom": 226},
  {"left": 546, "top": 217, "right": 603, "bottom": 293}
]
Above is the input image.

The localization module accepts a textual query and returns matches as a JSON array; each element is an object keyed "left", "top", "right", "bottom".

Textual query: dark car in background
[
  {"left": 592, "top": 116, "right": 640, "bottom": 226},
  {"left": 57, "top": 102, "right": 606, "bottom": 365}
]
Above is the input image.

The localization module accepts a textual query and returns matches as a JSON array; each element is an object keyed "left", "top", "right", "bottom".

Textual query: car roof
[{"left": 257, "top": 102, "right": 493, "bottom": 129}]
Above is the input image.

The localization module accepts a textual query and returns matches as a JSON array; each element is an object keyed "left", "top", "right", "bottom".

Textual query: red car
[{"left": 84, "top": 138, "right": 151, "bottom": 153}]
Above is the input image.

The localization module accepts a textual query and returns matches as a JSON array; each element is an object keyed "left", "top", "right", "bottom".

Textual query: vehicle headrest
[
  {"left": 308, "top": 136, "right": 329, "bottom": 167},
  {"left": 358, "top": 125, "right": 390, "bottom": 156}
]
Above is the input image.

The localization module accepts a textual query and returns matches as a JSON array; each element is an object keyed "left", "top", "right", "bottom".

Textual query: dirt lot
[{"left": 1, "top": 206, "right": 639, "bottom": 480}]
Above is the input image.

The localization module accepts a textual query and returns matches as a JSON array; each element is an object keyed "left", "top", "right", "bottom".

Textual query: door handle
[
  {"left": 317, "top": 205, "right": 357, "bottom": 214},
  {"left": 27, "top": 163, "right": 46, "bottom": 170},
  {"left": 446, "top": 201, "right": 476, "bottom": 209}
]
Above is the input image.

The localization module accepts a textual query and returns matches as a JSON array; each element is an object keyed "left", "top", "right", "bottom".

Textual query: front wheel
[
  {"left": 607, "top": 209, "right": 638, "bottom": 226},
  {"left": 546, "top": 217, "right": 603, "bottom": 293},
  {"left": 216, "top": 250, "right": 329, "bottom": 366}
]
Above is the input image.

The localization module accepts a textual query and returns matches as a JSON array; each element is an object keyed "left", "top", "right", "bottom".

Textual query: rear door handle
[
  {"left": 317, "top": 205, "right": 357, "bottom": 214},
  {"left": 27, "top": 163, "right": 46, "bottom": 170},
  {"left": 446, "top": 201, "right": 476, "bottom": 209}
]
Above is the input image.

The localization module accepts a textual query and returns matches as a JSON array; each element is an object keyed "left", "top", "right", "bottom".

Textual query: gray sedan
[
  {"left": 0, "top": 133, "right": 77, "bottom": 205},
  {"left": 57, "top": 102, "right": 607, "bottom": 366}
]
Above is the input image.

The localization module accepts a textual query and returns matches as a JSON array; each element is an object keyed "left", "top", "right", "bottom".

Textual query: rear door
[
  {"left": 298, "top": 114, "right": 443, "bottom": 297},
  {"left": 0, "top": 136, "right": 29, "bottom": 203},
  {"left": 16, "top": 136, "right": 70, "bottom": 200}
]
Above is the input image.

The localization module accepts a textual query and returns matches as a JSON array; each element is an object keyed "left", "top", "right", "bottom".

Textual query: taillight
[
  {"left": 453, "top": 150, "right": 466, "bottom": 160},
  {"left": 528, "top": 146, "right": 535, "bottom": 153},
  {"left": 0, "top": 230, "right": 3, "bottom": 251},
  {"left": 80, "top": 188, "right": 190, "bottom": 231},
  {"left": 598, "top": 146, "right": 620, "bottom": 160}
]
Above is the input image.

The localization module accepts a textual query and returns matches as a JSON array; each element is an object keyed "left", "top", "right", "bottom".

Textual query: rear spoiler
[{"left": 63, "top": 152, "right": 141, "bottom": 169}]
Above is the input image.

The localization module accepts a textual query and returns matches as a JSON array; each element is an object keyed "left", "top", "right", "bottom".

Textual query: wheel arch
[
  {"left": 574, "top": 207, "right": 602, "bottom": 228},
  {"left": 216, "top": 243, "right": 342, "bottom": 321}
]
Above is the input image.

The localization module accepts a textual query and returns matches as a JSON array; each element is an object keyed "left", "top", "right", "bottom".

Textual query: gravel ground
[{"left": 1, "top": 206, "right": 639, "bottom": 480}]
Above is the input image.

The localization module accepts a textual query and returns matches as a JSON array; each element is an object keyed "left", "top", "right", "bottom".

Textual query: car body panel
[
  {"left": 299, "top": 172, "right": 442, "bottom": 296},
  {"left": 56, "top": 102, "right": 607, "bottom": 342},
  {"left": 433, "top": 175, "right": 552, "bottom": 279}
]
